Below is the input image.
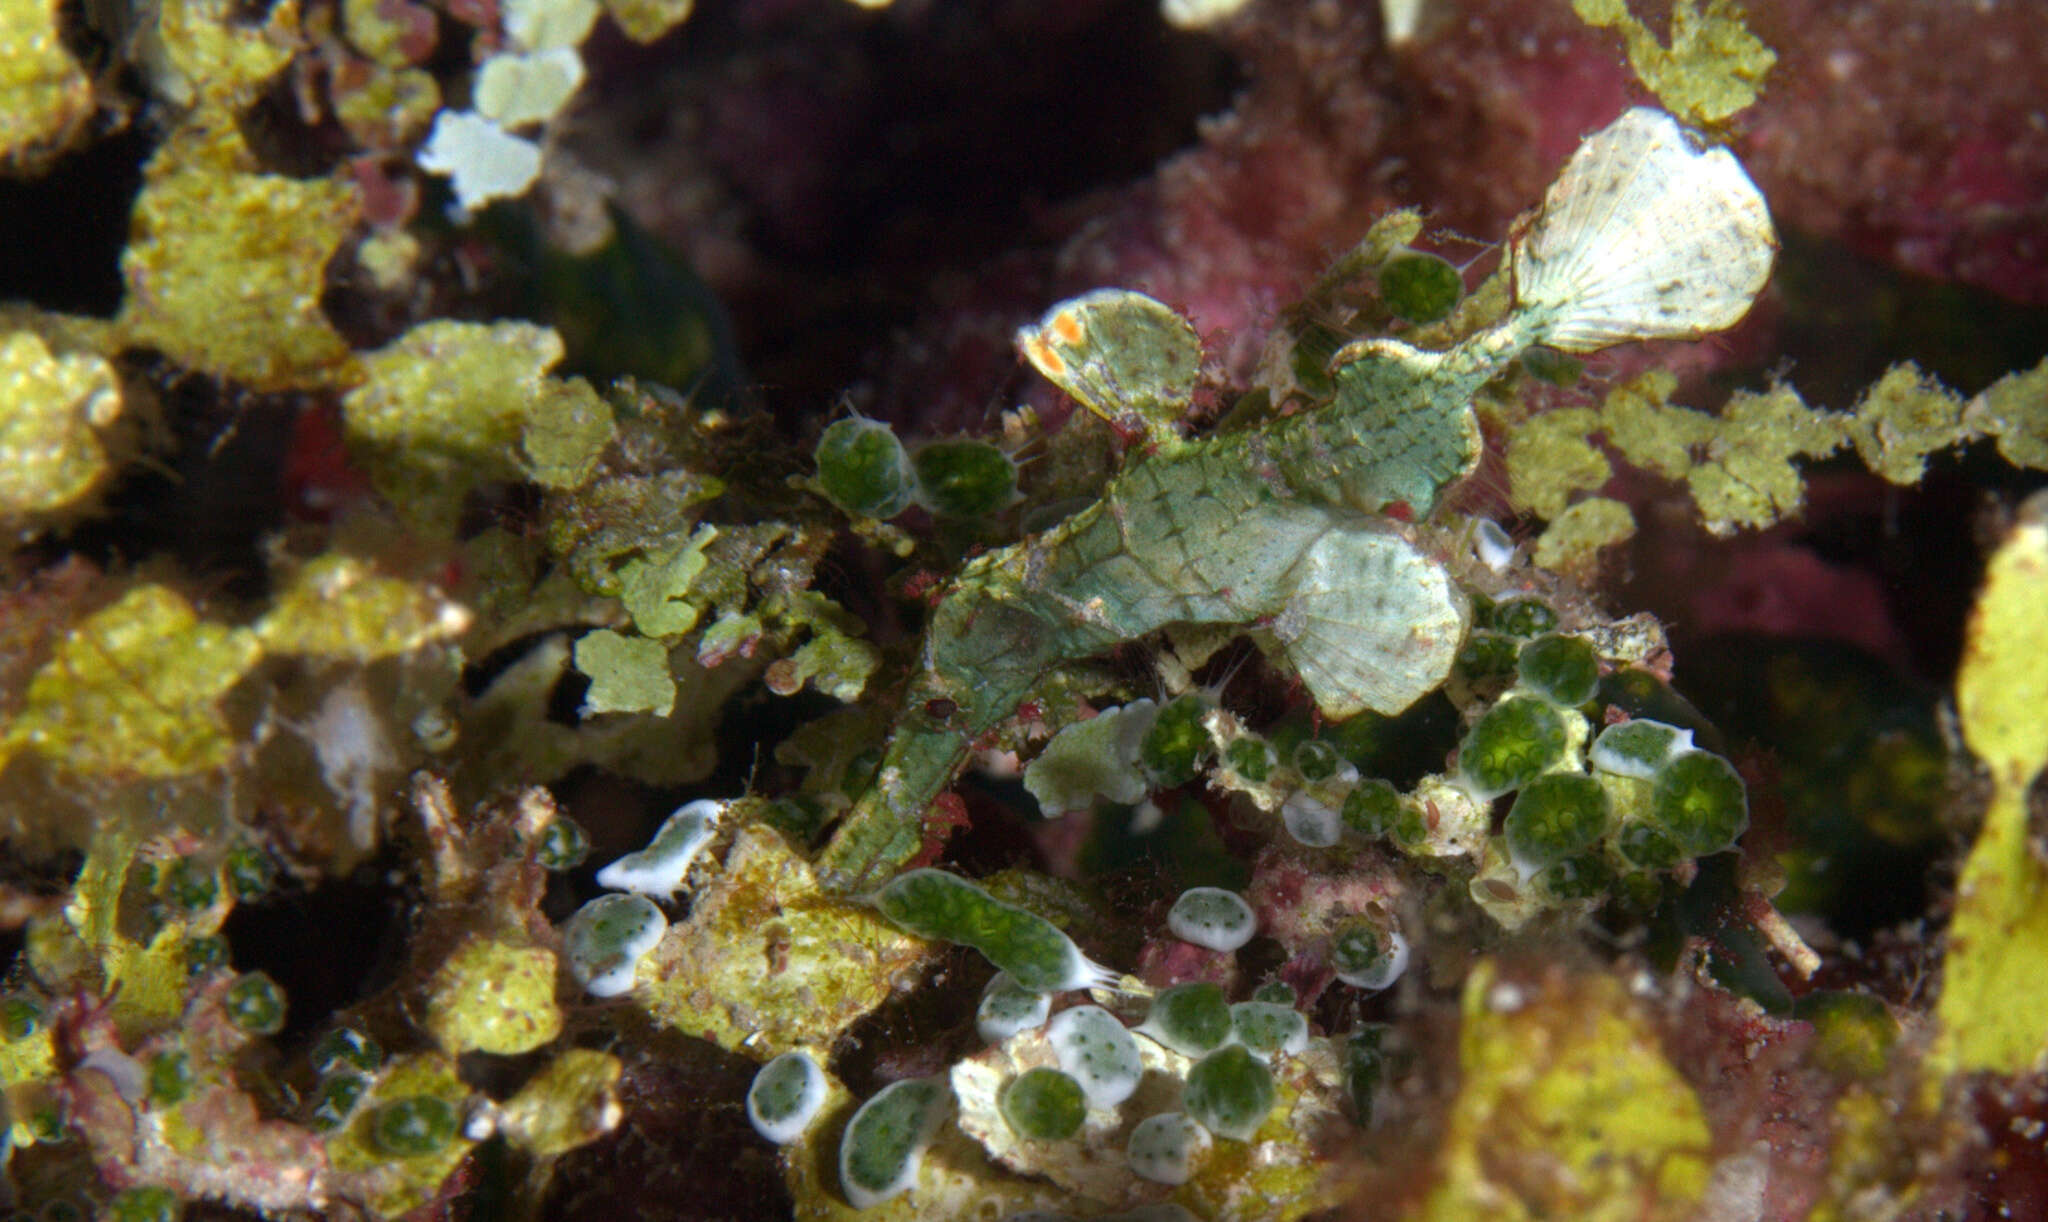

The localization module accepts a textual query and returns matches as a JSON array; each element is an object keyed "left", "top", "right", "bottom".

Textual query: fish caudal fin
[{"left": 1510, "top": 107, "right": 1776, "bottom": 353}]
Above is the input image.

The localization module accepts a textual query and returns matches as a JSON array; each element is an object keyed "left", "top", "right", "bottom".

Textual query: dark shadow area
[
  {"left": 221, "top": 859, "right": 410, "bottom": 1047},
  {"left": 576, "top": 0, "right": 1240, "bottom": 420},
  {"left": 0, "top": 125, "right": 154, "bottom": 316}
]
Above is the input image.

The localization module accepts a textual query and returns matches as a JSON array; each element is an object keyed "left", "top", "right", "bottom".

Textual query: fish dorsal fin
[{"left": 1510, "top": 107, "right": 1776, "bottom": 353}]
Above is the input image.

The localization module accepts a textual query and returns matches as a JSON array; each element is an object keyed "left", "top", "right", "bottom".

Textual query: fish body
[{"left": 816, "top": 108, "right": 1776, "bottom": 892}]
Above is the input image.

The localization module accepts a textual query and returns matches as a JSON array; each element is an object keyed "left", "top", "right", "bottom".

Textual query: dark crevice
[
  {"left": 59, "top": 365, "right": 300, "bottom": 602},
  {"left": 220, "top": 857, "right": 410, "bottom": 1047},
  {"left": 0, "top": 124, "right": 154, "bottom": 317}
]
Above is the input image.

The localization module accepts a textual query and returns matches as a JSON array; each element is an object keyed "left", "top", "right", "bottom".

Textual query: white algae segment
[
  {"left": 1271, "top": 523, "right": 1468, "bottom": 720},
  {"left": 839, "top": 1077, "right": 951, "bottom": 1209},
  {"left": 978, "top": 971, "right": 1053, "bottom": 1043},
  {"left": 1472, "top": 517, "right": 1516, "bottom": 572},
  {"left": 1126, "top": 1111, "right": 1207, "bottom": 1185},
  {"left": 1591, "top": 718, "right": 1694, "bottom": 780},
  {"left": 595, "top": 798, "right": 724, "bottom": 897},
  {"left": 1280, "top": 789, "right": 1343, "bottom": 847},
  {"left": 1331, "top": 920, "right": 1411, "bottom": 992},
  {"left": 746, "top": 1051, "right": 826, "bottom": 1144},
  {"left": 1511, "top": 107, "right": 1777, "bottom": 352},
  {"left": 562, "top": 893, "right": 666, "bottom": 997},
  {"left": 1165, "top": 887, "right": 1257, "bottom": 952},
  {"left": 416, "top": 111, "right": 542, "bottom": 212},
  {"left": 474, "top": 48, "right": 585, "bottom": 129},
  {"left": 1046, "top": 1005, "right": 1143, "bottom": 1109},
  {"left": 1230, "top": 1001, "right": 1310, "bottom": 1056},
  {"left": 501, "top": 0, "right": 599, "bottom": 49}
]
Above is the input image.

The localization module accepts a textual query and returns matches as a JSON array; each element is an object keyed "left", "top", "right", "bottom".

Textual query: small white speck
[
  {"left": 1131, "top": 799, "right": 1166, "bottom": 834},
  {"left": 1472, "top": 518, "right": 1515, "bottom": 572}
]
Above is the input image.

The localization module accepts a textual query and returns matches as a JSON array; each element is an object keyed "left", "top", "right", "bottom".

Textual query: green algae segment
[
  {"left": 1503, "top": 773, "right": 1611, "bottom": 871},
  {"left": 1590, "top": 718, "right": 1691, "bottom": 779},
  {"left": 1378, "top": 249, "right": 1465, "bottom": 324},
  {"left": 310, "top": 1027, "right": 383, "bottom": 1076},
  {"left": 1341, "top": 778, "right": 1403, "bottom": 839},
  {"left": 561, "top": 892, "right": 667, "bottom": 997},
  {"left": 1183, "top": 1045, "right": 1276, "bottom": 1141},
  {"left": 1516, "top": 633, "right": 1600, "bottom": 707},
  {"left": 746, "top": 1051, "right": 826, "bottom": 1144},
  {"left": 1139, "top": 982, "right": 1233, "bottom": 1058},
  {"left": 911, "top": 439, "right": 1018, "bottom": 518},
  {"left": 1140, "top": 693, "right": 1213, "bottom": 786},
  {"left": 372, "top": 1096, "right": 458, "bottom": 1158},
  {"left": 838, "top": 1077, "right": 950, "bottom": 1209},
  {"left": 1650, "top": 749, "right": 1748, "bottom": 855},
  {"left": 998, "top": 1067, "right": 1087, "bottom": 1141},
  {"left": 1457, "top": 697, "right": 1568, "bottom": 799},
  {"left": 1230, "top": 1001, "right": 1309, "bottom": 1055},
  {"left": 815, "top": 417, "right": 916, "bottom": 520},
  {"left": 873, "top": 868, "right": 1118, "bottom": 994},
  {"left": 224, "top": 972, "right": 286, "bottom": 1035},
  {"left": 1332, "top": 917, "right": 1410, "bottom": 991}
]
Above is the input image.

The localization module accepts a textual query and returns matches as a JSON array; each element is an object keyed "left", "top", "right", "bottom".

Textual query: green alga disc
[
  {"left": 1615, "top": 820, "right": 1683, "bottom": 871},
  {"left": 223, "top": 972, "right": 286, "bottom": 1035},
  {"left": 1535, "top": 853, "right": 1613, "bottom": 901},
  {"left": 310, "top": 1027, "right": 384, "bottom": 1076},
  {"left": 1141, "top": 693, "right": 1213, "bottom": 786},
  {"left": 999, "top": 1066, "right": 1087, "bottom": 1141},
  {"left": 1142, "top": 981, "right": 1232, "bottom": 1057},
  {"left": 372, "top": 1095, "right": 458, "bottom": 1158},
  {"left": 747, "top": 1051, "right": 827, "bottom": 1144},
  {"left": 1517, "top": 633, "right": 1600, "bottom": 707},
  {"left": 911, "top": 439, "right": 1018, "bottom": 518},
  {"left": 1341, "top": 778, "right": 1402, "bottom": 838},
  {"left": 1230, "top": 1000, "right": 1308, "bottom": 1055},
  {"left": 1458, "top": 697, "right": 1567, "bottom": 798},
  {"left": 1183, "top": 1045, "right": 1276, "bottom": 1141},
  {"left": 1292, "top": 738, "right": 1343, "bottom": 781},
  {"left": 1456, "top": 631, "right": 1519, "bottom": 682},
  {"left": 1650, "top": 749, "right": 1748, "bottom": 855},
  {"left": 1226, "top": 736, "right": 1276, "bottom": 783},
  {"left": 815, "top": 417, "right": 915, "bottom": 519},
  {"left": 1504, "top": 772, "right": 1610, "bottom": 869},
  {"left": 1378, "top": 249, "right": 1464, "bottom": 324},
  {"left": 1493, "top": 597, "right": 1558, "bottom": 638}
]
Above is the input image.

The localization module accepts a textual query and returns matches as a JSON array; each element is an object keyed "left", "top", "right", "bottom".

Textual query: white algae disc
[
  {"left": 1511, "top": 107, "right": 1777, "bottom": 352},
  {"left": 1166, "top": 887, "right": 1258, "bottom": 952}
]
